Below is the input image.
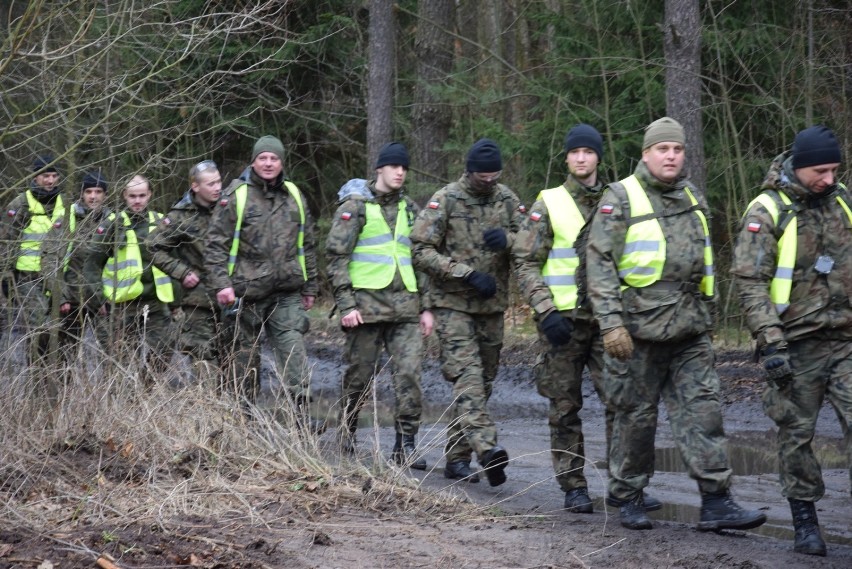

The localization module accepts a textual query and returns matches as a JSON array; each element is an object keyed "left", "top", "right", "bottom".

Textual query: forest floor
[{"left": 1, "top": 329, "right": 850, "bottom": 569}]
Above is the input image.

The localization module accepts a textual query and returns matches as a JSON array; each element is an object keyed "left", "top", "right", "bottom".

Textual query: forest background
[{"left": 1, "top": 0, "right": 850, "bottom": 332}]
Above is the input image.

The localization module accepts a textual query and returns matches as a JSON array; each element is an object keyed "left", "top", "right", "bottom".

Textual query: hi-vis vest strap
[
  {"left": 746, "top": 184, "right": 852, "bottom": 314},
  {"left": 102, "top": 211, "right": 174, "bottom": 304},
  {"left": 16, "top": 191, "right": 66, "bottom": 272},
  {"left": 618, "top": 175, "right": 714, "bottom": 297},
  {"left": 348, "top": 201, "right": 417, "bottom": 292},
  {"left": 227, "top": 181, "right": 307, "bottom": 280},
  {"left": 538, "top": 186, "right": 586, "bottom": 310}
]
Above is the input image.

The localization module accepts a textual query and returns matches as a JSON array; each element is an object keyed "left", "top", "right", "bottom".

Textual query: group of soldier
[{"left": 2, "top": 119, "right": 848, "bottom": 558}]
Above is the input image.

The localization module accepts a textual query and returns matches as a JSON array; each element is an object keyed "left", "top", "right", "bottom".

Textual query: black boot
[
  {"left": 444, "top": 461, "right": 480, "bottom": 482},
  {"left": 606, "top": 491, "right": 662, "bottom": 512},
  {"left": 697, "top": 491, "right": 766, "bottom": 532},
  {"left": 619, "top": 494, "right": 653, "bottom": 530},
  {"left": 564, "top": 488, "right": 593, "bottom": 513},
  {"left": 391, "top": 433, "right": 427, "bottom": 470},
  {"left": 479, "top": 445, "right": 509, "bottom": 487},
  {"left": 789, "top": 499, "right": 827, "bottom": 556},
  {"left": 294, "top": 395, "right": 327, "bottom": 435}
]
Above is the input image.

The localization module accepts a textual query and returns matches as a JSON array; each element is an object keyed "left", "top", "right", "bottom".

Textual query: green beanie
[
  {"left": 252, "top": 135, "right": 285, "bottom": 161},
  {"left": 643, "top": 117, "right": 685, "bottom": 149}
]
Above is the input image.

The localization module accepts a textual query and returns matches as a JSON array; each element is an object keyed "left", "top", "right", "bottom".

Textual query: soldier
[
  {"left": 326, "top": 142, "right": 433, "bottom": 468},
  {"left": 731, "top": 125, "right": 848, "bottom": 557},
  {"left": 0, "top": 155, "right": 67, "bottom": 365},
  {"left": 585, "top": 117, "right": 766, "bottom": 532},
  {"left": 514, "top": 124, "right": 662, "bottom": 513},
  {"left": 204, "top": 136, "right": 320, "bottom": 427},
  {"left": 148, "top": 160, "right": 224, "bottom": 387},
  {"left": 60, "top": 171, "right": 110, "bottom": 355},
  {"left": 83, "top": 174, "right": 175, "bottom": 380},
  {"left": 410, "top": 138, "right": 523, "bottom": 486}
]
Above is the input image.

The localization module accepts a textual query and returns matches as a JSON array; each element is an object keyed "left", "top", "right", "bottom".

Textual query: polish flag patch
[
  {"left": 219, "top": 198, "right": 229, "bottom": 207},
  {"left": 747, "top": 222, "right": 761, "bottom": 233},
  {"left": 53, "top": 221, "right": 62, "bottom": 228},
  {"left": 96, "top": 226, "right": 105, "bottom": 234},
  {"left": 7, "top": 210, "right": 16, "bottom": 217},
  {"left": 340, "top": 212, "right": 352, "bottom": 220},
  {"left": 530, "top": 212, "right": 542, "bottom": 222},
  {"left": 600, "top": 204, "right": 614, "bottom": 214},
  {"left": 518, "top": 204, "right": 527, "bottom": 213},
  {"left": 162, "top": 217, "right": 171, "bottom": 225},
  {"left": 428, "top": 201, "right": 440, "bottom": 209}
]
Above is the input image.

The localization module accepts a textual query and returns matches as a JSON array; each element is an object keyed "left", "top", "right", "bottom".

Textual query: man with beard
[{"left": 410, "top": 138, "right": 524, "bottom": 486}]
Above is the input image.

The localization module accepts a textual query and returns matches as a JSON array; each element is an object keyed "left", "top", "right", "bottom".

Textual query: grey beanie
[
  {"left": 643, "top": 117, "right": 685, "bottom": 149},
  {"left": 252, "top": 135, "right": 285, "bottom": 162}
]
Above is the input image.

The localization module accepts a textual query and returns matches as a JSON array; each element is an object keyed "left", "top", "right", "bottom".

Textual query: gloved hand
[
  {"left": 465, "top": 271, "right": 497, "bottom": 299},
  {"left": 603, "top": 326, "right": 633, "bottom": 360},
  {"left": 761, "top": 343, "right": 793, "bottom": 389},
  {"left": 539, "top": 312, "right": 574, "bottom": 346},
  {"left": 482, "top": 228, "right": 508, "bottom": 251}
]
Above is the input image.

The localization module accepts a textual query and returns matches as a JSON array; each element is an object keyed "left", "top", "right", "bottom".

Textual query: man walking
[
  {"left": 410, "top": 138, "right": 523, "bottom": 486},
  {"left": 731, "top": 125, "right": 848, "bottom": 556},
  {"left": 585, "top": 117, "right": 766, "bottom": 532},
  {"left": 326, "top": 142, "right": 433, "bottom": 468}
]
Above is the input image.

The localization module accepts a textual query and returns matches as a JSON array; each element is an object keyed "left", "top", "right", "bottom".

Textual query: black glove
[
  {"left": 539, "top": 312, "right": 574, "bottom": 346},
  {"left": 465, "top": 271, "right": 497, "bottom": 299},
  {"left": 761, "top": 343, "right": 793, "bottom": 389},
  {"left": 482, "top": 228, "right": 508, "bottom": 250}
]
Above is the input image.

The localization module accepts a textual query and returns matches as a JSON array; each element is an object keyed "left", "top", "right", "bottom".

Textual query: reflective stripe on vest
[
  {"left": 747, "top": 185, "right": 852, "bottom": 314},
  {"left": 618, "top": 175, "right": 714, "bottom": 296},
  {"left": 348, "top": 201, "right": 417, "bottom": 292},
  {"left": 16, "top": 192, "right": 66, "bottom": 272},
  {"left": 538, "top": 186, "right": 586, "bottom": 310},
  {"left": 102, "top": 211, "right": 174, "bottom": 303},
  {"left": 227, "top": 181, "right": 307, "bottom": 280}
]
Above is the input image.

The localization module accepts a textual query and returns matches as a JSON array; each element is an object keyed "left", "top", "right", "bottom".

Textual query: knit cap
[
  {"left": 375, "top": 142, "right": 410, "bottom": 169},
  {"left": 791, "top": 125, "right": 842, "bottom": 169},
  {"left": 563, "top": 124, "right": 604, "bottom": 160},
  {"left": 466, "top": 138, "right": 502, "bottom": 173},
  {"left": 33, "top": 154, "right": 59, "bottom": 173},
  {"left": 643, "top": 117, "right": 685, "bottom": 149},
  {"left": 252, "top": 135, "right": 285, "bottom": 162},
  {"left": 81, "top": 171, "right": 108, "bottom": 194}
]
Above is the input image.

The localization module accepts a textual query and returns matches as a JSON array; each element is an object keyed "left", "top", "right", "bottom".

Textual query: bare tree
[
  {"left": 663, "top": 0, "right": 705, "bottom": 192},
  {"left": 366, "top": 0, "right": 395, "bottom": 176}
]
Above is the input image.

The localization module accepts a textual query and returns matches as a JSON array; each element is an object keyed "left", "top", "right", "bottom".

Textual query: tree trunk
[
  {"left": 411, "top": 0, "right": 455, "bottom": 184},
  {"left": 366, "top": 0, "right": 395, "bottom": 177},
  {"left": 663, "top": 0, "right": 705, "bottom": 193}
]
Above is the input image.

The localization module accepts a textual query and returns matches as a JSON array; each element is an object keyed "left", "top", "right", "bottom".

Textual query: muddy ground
[{"left": 2, "top": 334, "right": 851, "bottom": 568}]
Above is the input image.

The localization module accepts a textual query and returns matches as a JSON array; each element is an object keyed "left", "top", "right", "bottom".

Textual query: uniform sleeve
[
  {"left": 730, "top": 200, "right": 782, "bottom": 335},
  {"left": 585, "top": 188, "right": 628, "bottom": 331},
  {"left": 410, "top": 190, "right": 474, "bottom": 281},
  {"left": 0, "top": 196, "right": 29, "bottom": 273},
  {"left": 512, "top": 198, "right": 556, "bottom": 316},
  {"left": 81, "top": 218, "right": 115, "bottom": 308},
  {"left": 299, "top": 189, "right": 319, "bottom": 297},
  {"left": 204, "top": 194, "right": 238, "bottom": 293},
  {"left": 147, "top": 210, "right": 193, "bottom": 282},
  {"left": 504, "top": 188, "right": 525, "bottom": 251},
  {"left": 325, "top": 199, "right": 364, "bottom": 314}
]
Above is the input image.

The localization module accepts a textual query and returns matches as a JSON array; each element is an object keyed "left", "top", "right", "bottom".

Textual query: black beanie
[
  {"left": 81, "top": 171, "right": 108, "bottom": 194},
  {"left": 375, "top": 142, "right": 410, "bottom": 169},
  {"left": 33, "top": 154, "right": 59, "bottom": 173},
  {"left": 563, "top": 124, "right": 604, "bottom": 161},
  {"left": 791, "top": 125, "right": 842, "bottom": 169},
  {"left": 466, "top": 138, "right": 502, "bottom": 173}
]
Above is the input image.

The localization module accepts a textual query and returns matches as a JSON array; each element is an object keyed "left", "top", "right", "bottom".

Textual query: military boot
[
  {"left": 391, "top": 433, "right": 427, "bottom": 470},
  {"left": 606, "top": 491, "right": 663, "bottom": 512},
  {"left": 619, "top": 494, "right": 653, "bottom": 530},
  {"left": 339, "top": 400, "right": 360, "bottom": 455},
  {"left": 479, "top": 445, "right": 509, "bottom": 487},
  {"left": 443, "top": 461, "right": 480, "bottom": 482},
  {"left": 789, "top": 499, "right": 826, "bottom": 556},
  {"left": 696, "top": 491, "right": 766, "bottom": 532},
  {"left": 564, "top": 488, "right": 594, "bottom": 513}
]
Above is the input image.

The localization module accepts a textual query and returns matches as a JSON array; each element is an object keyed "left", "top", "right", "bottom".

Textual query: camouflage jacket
[
  {"left": 731, "top": 152, "right": 852, "bottom": 342},
  {"left": 513, "top": 175, "right": 603, "bottom": 322},
  {"left": 62, "top": 201, "right": 112, "bottom": 306},
  {"left": 82, "top": 207, "right": 168, "bottom": 308},
  {"left": 0, "top": 189, "right": 68, "bottom": 285},
  {"left": 410, "top": 174, "right": 524, "bottom": 314},
  {"left": 204, "top": 169, "right": 318, "bottom": 301},
  {"left": 585, "top": 162, "right": 714, "bottom": 342},
  {"left": 326, "top": 180, "right": 425, "bottom": 323},
  {"left": 147, "top": 191, "right": 217, "bottom": 309}
]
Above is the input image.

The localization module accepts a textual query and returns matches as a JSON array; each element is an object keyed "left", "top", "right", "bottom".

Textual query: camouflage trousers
[
  {"left": 95, "top": 299, "right": 175, "bottom": 379},
  {"left": 762, "top": 336, "right": 852, "bottom": 501},
  {"left": 224, "top": 291, "right": 310, "bottom": 404},
  {"left": 342, "top": 320, "right": 423, "bottom": 435},
  {"left": 434, "top": 308, "right": 503, "bottom": 463},
  {"left": 177, "top": 304, "right": 229, "bottom": 389},
  {"left": 7, "top": 276, "right": 51, "bottom": 363},
  {"left": 535, "top": 317, "right": 610, "bottom": 493},
  {"left": 605, "top": 333, "right": 731, "bottom": 500}
]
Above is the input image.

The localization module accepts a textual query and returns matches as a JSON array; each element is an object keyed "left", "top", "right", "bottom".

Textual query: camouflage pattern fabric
[{"left": 94, "top": 298, "right": 175, "bottom": 379}]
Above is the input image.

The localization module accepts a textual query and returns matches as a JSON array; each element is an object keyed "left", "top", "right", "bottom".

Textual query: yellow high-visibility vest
[
  {"left": 102, "top": 211, "right": 174, "bottom": 303},
  {"left": 348, "top": 201, "right": 417, "bottom": 292},
  {"left": 15, "top": 191, "right": 66, "bottom": 272},
  {"left": 538, "top": 186, "right": 586, "bottom": 310}
]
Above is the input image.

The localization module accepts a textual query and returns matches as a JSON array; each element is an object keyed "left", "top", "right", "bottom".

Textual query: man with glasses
[
  {"left": 149, "top": 160, "right": 224, "bottom": 387},
  {"left": 410, "top": 138, "right": 524, "bottom": 486}
]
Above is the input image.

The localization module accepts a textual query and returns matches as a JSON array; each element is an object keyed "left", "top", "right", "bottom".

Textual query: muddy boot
[
  {"left": 564, "top": 488, "right": 593, "bottom": 513},
  {"left": 696, "top": 491, "right": 767, "bottom": 532},
  {"left": 789, "top": 499, "right": 826, "bottom": 556},
  {"left": 619, "top": 494, "right": 653, "bottom": 530},
  {"left": 391, "top": 433, "right": 427, "bottom": 470},
  {"left": 479, "top": 445, "right": 509, "bottom": 487},
  {"left": 606, "top": 491, "right": 663, "bottom": 512},
  {"left": 444, "top": 461, "right": 480, "bottom": 482}
]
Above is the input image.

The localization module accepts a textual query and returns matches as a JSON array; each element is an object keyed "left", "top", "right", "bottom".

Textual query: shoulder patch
[
  {"left": 96, "top": 226, "right": 105, "bottom": 234},
  {"left": 518, "top": 204, "right": 527, "bottom": 213},
  {"left": 219, "top": 198, "right": 229, "bottom": 207},
  {"left": 162, "top": 217, "right": 171, "bottom": 225},
  {"left": 747, "top": 222, "right": 761, "bottom": 233},
  {"left": 340, "top": 211, "right": 352, "bottom": 221},
  {"left": 530, "top": 211, "right": 542, "bottom": 222},
  {"left": 600, "top": 204, "right": 614, "bottom": 214},
  {"left": 7, "top": 210, "right": 16, "bottom": 217},
  {"left": 53, "top": 220, "right": 62, "bottom": 228},
  {"left": 428, "top": 201, "right": 440, "bottom": 209}
]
